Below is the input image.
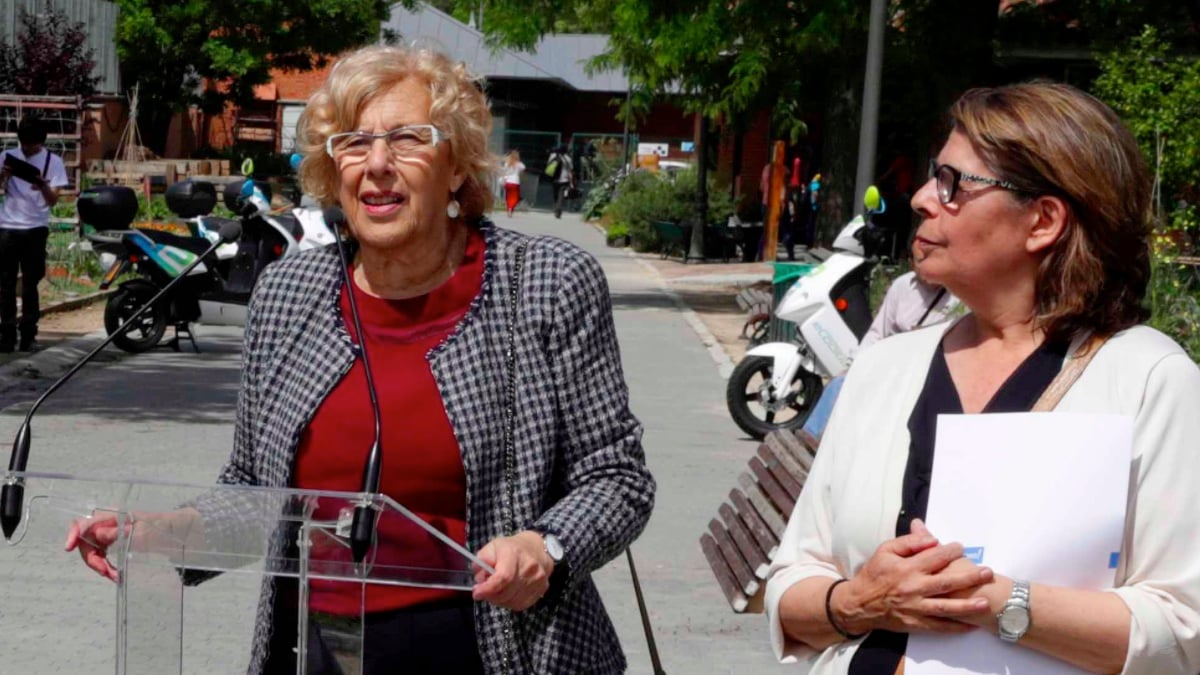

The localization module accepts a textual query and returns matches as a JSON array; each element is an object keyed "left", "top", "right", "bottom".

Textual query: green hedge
[{"left": 605, "top": 169, "right": 734, "bottom": 252}]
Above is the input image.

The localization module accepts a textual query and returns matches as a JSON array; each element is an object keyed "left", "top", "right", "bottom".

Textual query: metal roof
[
  {"left": 384, "top": 4, "right": 628, "bottom": 93},
  {"left": 0, "top": 0, "right": 121, "bottom": 94}
]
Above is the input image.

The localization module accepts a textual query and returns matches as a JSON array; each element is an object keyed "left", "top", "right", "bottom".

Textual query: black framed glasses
[{"left": 929, "top": 160, "right": 1024, "bottom": 204}]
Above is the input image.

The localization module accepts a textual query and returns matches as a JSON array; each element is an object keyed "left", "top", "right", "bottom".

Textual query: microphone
[
  {"left": 1, "top": 221, "right": 242, "bottom": 539},
  {"left": 323, "top": 207, "right": 383, "bottom": 564}
]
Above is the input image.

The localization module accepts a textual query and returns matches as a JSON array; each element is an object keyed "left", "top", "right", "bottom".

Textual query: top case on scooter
[{"left": 165, "top": 180, "right": 217, "bottom": 218}]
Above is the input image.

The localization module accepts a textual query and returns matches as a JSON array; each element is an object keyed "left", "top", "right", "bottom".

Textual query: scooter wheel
[
  {"left": 726, "top": 356, "right": 824, "bottom": 440},
  {"left": 104, "top": 286, "right": 168, "bottom": 353}
]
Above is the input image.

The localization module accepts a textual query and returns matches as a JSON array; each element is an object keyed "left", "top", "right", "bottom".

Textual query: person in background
[
  {"left": 548, "top": 144, "right": 574, "bottom": 218},
  {"left": 0, "top": 115, "right": 68, "bottom": 353},
  {"left": 767, "top": 82, "right": 1200, "bottom": 674},
  {"left": 501, "top": 149, "right": 525, "bottom": 218}
]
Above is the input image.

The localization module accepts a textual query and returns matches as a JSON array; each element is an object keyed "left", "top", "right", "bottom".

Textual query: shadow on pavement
[{"left": 0, "top": 335, "right": 243, "bottom": 425}]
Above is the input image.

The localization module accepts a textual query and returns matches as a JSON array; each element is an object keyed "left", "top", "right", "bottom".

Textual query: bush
[
  {"left": 1148, "top": 221, "right": 1200, "bottom": 361},
  {"left": 605, "top": 168, "right": 735, "bottom": 252}
]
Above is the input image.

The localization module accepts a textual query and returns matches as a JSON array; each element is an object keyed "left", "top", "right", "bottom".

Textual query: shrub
[{"left": 604, "top": 168, "right": 735, "bottom": 252}]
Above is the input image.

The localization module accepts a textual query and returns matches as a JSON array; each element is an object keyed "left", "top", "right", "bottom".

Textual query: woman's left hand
[{"left": 472, "top": 531, "right": 554, "bottom": 611}]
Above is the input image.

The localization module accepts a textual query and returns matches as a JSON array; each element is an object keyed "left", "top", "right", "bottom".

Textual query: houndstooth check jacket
[{"left": 201, "top": 219, "right": 655, "bottom": 675}]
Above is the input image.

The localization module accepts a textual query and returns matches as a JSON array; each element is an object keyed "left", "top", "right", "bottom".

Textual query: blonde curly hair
[{"left": 296, "top": 45, "right": 494, "bottom": 218}]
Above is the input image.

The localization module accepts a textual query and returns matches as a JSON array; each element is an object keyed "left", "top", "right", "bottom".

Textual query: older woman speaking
[
  {"left": 69, "top": 44, "right": 654, "bottom": 675},
  {"left": 766, "top": 82, "right": 1200, "bottom": 674}
]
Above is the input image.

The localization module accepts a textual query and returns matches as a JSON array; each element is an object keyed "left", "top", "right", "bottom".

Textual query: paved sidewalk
[
  {"left": 511, "top": 212, "right": 783, "bottom": 673},
  {"left": 0, "top": 211, "right": 782, "bottom": 673}
]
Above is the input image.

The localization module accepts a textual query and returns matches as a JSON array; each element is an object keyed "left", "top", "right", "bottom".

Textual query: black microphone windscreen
[
  {"left": 322, "top": 206, "right": 346, "bottom": 230},
  {"left": 217, "top": 220, "right": 243, "bottom": 243}
]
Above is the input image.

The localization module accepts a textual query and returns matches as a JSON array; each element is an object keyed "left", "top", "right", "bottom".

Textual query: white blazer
[{"left": 765, "top": 321, "right": 1200, "bottom": 674}]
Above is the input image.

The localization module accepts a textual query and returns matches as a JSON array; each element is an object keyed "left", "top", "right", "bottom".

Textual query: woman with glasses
[
  {"left": 69, "top": 45, "right": 654, "bottom": 675},
  {"left": 765, "top": 82, "right": 1200, "bottom": 673}
]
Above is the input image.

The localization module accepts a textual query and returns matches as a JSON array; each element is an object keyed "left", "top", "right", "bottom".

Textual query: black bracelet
[{"left": 825, "top": 578, "right": 868, "bottom": 640}]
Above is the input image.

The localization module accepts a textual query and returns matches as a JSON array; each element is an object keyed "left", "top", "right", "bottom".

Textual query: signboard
[{"left": 636, "top": 142, "right": 669, "bottom": 157}]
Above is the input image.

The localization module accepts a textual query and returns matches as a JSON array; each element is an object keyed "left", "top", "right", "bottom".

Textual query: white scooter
[
  {"left": 725, "top": 186, "right": 890, "bottom": 438},
  {"left": 81, "top": 162, "right": 333, "bottom": 353}
]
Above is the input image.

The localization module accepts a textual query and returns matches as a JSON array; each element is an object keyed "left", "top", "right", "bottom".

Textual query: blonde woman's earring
[{"left": 447, "top": 199, "right": 461, "bottom": 219}]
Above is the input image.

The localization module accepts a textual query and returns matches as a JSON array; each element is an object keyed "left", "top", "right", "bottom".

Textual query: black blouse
[{"left": 848, "top": 337, "right": 1069, "bottom": 674}]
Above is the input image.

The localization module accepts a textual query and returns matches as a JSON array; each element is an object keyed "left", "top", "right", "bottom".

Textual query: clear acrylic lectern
[{"left": 0, "top": 471, "right": 486, "bottom": 674}]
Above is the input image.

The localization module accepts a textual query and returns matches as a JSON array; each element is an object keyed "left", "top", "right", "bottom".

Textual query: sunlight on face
[{"left": 335, "top": 78, "right": 463, "bottom": 254}]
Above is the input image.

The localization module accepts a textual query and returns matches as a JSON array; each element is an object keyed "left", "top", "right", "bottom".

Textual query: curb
[
  {"left": 592, "top": 219, "right": 740, "bottom": 379},
  {"left": 42, "top": 289, "right": 113, "bottom": 316},
  {"left": 0, "top": 330, "right": 113, "bottom": 390}
]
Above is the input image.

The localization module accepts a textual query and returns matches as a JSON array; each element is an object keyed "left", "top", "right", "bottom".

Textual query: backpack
[{"left": 544, "top": 154, "right": 563, "bottom": 181}]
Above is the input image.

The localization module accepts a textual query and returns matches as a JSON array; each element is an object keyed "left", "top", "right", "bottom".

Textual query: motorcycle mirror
[
  {"left": 289, "top": 153, "right": 302, "bottom": 171},
  {"left": 241, "top": 157, "right": 255, "bottom": 178},
  {"left": 863, "top": 185, "right": 886, "bottom": 214}
]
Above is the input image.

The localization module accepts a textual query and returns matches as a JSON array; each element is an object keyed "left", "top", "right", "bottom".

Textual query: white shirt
[
  {"left": 764, "top": 322, "right": 1200, "bottom": 674},
  {"left": 1, "top": 147, "right": 68, "bottom": 230},
  {"left": 860, "top": 271, "right": 960, "bottom": 350},
  {"left": 502, "top": 161, "right": 525, "bottom": 185},
  {"left": 551, "top": 153, "right": 573, "bottom": 184}
]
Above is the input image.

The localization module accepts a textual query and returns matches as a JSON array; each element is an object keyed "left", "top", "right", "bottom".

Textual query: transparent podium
[{"left": 0, "top": 471, "right": 486, "bottom": 674}]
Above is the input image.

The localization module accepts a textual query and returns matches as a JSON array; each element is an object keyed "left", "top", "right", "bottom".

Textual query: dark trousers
[
  {"left": 265, "top": 592, "right": 484, "bottom": 675},
  {"left": 554, "top": 183, "right": 569, "bottom": 218},
  {"left": 0, "top": 227, "right": 49, "bottom": 345}
]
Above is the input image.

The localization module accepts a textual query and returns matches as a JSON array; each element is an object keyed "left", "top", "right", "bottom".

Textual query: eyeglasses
[
  {"left": 325, "top": 125, "right": 447, "bottom": 163},
  {"left": 929, "top": 160, "right": 1025, "bottom": 205}
]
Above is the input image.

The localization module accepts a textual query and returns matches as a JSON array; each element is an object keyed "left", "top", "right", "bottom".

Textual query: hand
[
  {"left": 65, "top": 513, "right": 125, "bottom": 582},
  {"left": 912, "top": 520, "right": 1008, "bottom": 630},
  {"left": 65, "top": 508, "right": 203, "bottom": 583},
  {"left": 472, "top": 531, "right": 554, "bottom": 611},
  {"left": 833, "top": 519, "right": 994, "bottom": 635}
]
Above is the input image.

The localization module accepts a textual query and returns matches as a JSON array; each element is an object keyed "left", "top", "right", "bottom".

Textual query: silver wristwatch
[{"left": 997, "top": 579, "right": 1031, "bottom": 643}]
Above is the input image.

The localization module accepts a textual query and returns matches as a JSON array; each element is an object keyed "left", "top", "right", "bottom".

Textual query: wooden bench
[
  {"left": 700, "top": 429, "right": 817, "bottom": 612},
  {"left": 735, "top": 281, "right": 772, "bottom": 346}
]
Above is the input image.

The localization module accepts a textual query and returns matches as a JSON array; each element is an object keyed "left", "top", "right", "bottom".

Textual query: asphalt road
[{"left": 0, "top": 211, "right": 782, "bottom": 674}]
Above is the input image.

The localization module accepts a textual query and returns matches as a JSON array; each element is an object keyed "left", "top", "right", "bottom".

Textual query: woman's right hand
[
  {"left": 64, "top": 508, "right": 203, "bottom": 583},
  {"left": 831, "top": 519, "right": 994, "bottom": 635},
  {"left": 65, "top": 513, "right": 125, "bottom": 582}
]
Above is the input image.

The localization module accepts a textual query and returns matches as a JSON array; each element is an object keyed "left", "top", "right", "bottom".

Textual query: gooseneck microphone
[
  {"left": 323, "top": 207, "right": 383, "bottom": 564},
  {"left": 1, "top": 220, "right": 243, "bottom": 539}
]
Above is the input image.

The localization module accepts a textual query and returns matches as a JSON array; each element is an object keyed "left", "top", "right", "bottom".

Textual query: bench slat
[
  {"left": 720, "top": 503, "right": 770, "bottom": 579},
  {"left": 700, "top": 534, "right": 749, "bottom": 612},
  {"left": 758, "top": 444, "right": 803, "bottom": 500},
  {"left": 791, "top": 429, "right": 819, "bottom": 463},
  {"left": 774, "top": 430, "right": 815, "bottom": 472},
  {"left": 709, "top": 519, "right": 759, "bottom": 596},
  {"left": 730, "top": 488, "right": 779, "bottom": 557},
  {"left": 764, "top": 436, "right": 809, "bottom": 486},
  {"left": 750, "top": 457, "right": 797, "bottom": 515},
  {"left": 738, "top": 473, "right": 787, "bottom": 537}
]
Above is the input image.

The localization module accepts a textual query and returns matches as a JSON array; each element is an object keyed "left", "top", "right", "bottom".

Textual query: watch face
[
  {"left": 544, "top": 534, "right": 565, "bottom": 562},
  {"left": 999, "top": 607, "right": 1030, "bottom": 635}
]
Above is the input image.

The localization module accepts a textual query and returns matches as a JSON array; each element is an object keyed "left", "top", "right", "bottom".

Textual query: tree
[
  {"left": 1092, "top": 26, "right": 1200, "bottom": 222},
  {"left": 0, "top": 4, "right": 101, "bottom": 97},
  {"left": 113, "top": 0, "right": 398, "bottom": 153}
]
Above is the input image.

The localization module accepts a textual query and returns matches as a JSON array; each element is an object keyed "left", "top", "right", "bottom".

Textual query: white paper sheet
[{"left": 905, "top": 413, "right": 1133, "bottom": 675}]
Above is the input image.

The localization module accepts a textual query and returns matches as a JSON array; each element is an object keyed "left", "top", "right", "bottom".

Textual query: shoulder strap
[
  {"left": 916, "top": 287, "right": 948, "bottom": 328},
  {"left": 42, "top": 150, "right": 50, "bottom": 177},
  {"left": 1032, "top": 333, "right": 1107, "bottom": 412}
]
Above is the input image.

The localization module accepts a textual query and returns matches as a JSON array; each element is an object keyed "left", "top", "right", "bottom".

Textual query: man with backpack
[
  {"left": 0, "top": 116, "right": 68, "bottom": 352},
  {"left": 545, "top": 144, "right": 574, "bottom": 218}
]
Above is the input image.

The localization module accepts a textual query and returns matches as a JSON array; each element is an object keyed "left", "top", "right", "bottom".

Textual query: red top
[{"left": 293, "top": 227, "right": 484, "bottom": 615}]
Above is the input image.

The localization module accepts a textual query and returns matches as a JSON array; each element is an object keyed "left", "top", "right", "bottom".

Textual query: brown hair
[
  {"left": 296, "top": 45, "right": 494, "bottom": 218},
  {"left": 949, "top": 81, "right": 1151, "bottom": 341}
]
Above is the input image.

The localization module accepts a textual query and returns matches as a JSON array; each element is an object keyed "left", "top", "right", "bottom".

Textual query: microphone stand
[
  {"left": 1, "top": 223, "right": 241, "bottom": 539},
  {"left": 325, "top": 208, "right": 383, "bottom": 565}
]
